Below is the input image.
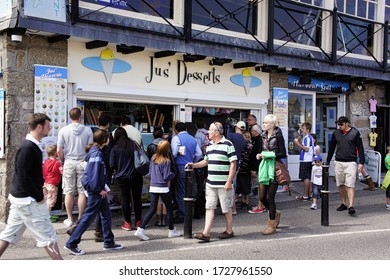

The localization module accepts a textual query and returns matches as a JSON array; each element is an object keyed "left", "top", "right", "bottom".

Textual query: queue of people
[{"left": 0, "top": 109, "right": 385, "bottom": 259}]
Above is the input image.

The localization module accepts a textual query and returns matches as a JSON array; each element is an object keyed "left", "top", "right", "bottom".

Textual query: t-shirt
[
  {"left": 299, "top": 134, "right": 314, "bottom": 162},
  {"left": 369, "top": 98, "right": 377, "bottom": 113},
  {"left": 369, "top": 115, "right": 377, "bottom": 128},
  {"left": 369, "top": 132, "right": 378, "bottom": 147},
  {"left": 204, "top": 136, "right": 237, "bottom": 188},
  {"left": 311, "top": 165, "right": 322, "bottom": 185}
]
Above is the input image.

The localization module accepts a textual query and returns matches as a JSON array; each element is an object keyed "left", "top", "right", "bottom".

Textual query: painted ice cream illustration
[
  {"left": 100, "top": 49, "right": 115, "bottom": 83},
  {"left": 242, "top": 68, "right": 252, "bottom": 96},
  {"left": 82, "top": 48, "right": 132, "bottom": 84},
  {"left": 230, "top": 67, "right": 262, "bottom": 96}
]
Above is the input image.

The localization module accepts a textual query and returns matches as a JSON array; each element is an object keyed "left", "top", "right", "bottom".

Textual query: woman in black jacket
[
  {"left": 256, "top": 114, "right": 287, "bottom": 235},
  {"left": 110, "top": 127, "right": 143, "bottom": 231}
]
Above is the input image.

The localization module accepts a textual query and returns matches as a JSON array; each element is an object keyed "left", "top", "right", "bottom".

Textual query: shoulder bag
[
  {"left": 134, "top": 141, "right": 150, "bottom": 176},
  {"left": 275, "top": 160, "right": 291, "bottom": 186}
]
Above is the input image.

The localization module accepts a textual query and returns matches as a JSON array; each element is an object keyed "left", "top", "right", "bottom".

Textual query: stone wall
[{"left": 0, "top": 34, "right": 67, "bottom": 223}]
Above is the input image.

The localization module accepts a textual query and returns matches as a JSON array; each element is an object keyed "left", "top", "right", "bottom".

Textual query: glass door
[{"left": 287, "top": 92, "right": 314, "bottom": 180}]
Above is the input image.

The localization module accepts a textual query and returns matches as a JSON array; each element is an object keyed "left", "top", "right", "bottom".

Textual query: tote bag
[{"left": 134, "top": 141, "right": 150, "bottom": 176}]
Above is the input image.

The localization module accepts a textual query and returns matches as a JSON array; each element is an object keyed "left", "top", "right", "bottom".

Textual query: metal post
[
  {"left": 321, "top": 162, "right": 330, "bottom": 226},
  {"left": 184, "top": 166, "right": 195, "bottom": 238}
]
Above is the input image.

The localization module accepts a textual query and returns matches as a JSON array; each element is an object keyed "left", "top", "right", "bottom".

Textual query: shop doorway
[{"left": 287, "top": 92, "right": 314, "bottom": 180}]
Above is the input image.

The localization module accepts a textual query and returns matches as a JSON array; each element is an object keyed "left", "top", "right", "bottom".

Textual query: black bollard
[
  {"left": 321, "top": 162, "right": 330, "bottom": 226},
  {"left": 184, "top": 166, "right": 195, "bottom": 238}
]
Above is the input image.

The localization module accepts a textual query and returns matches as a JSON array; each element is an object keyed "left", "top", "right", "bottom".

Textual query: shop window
[
  {"left": 82, "top": 0, "right": 174, "bottom": 19},
  {"left": 336, "top": 15, "right": 374, "bottom": 56},
  {"left": 83, "top": 100, "right": 173, "bottom": 136},
  {"left": 274, "top": 1, "right": 322, "bottom": 46},
  {"left": 336, "top": 0, "right": 378, "bottom": 21},
  {"left": 287, "top": 93, "right": 313, "bottom": 156},
  {"left": 193, "top": 0, "right": 258, "bottom": 34},
  {"left": 185, "top": 106, "right": 250, "bottom": 137}
]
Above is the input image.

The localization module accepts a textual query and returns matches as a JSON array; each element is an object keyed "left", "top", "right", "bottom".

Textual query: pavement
[{"left": 0, "top": 176, "right": 384, "bottom": 260}]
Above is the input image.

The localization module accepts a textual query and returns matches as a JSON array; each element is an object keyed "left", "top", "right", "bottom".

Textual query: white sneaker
[
  {"left": 134, "top": 228, "right": 149, "bottom": 241},
  {"left": 385, "top": 204, "right": 390, "bottom": 211},
  {"left": 63, "top": 219, "right": 73, "bottom": 227},
  {"left": 310, "top": 203, "right": 317, "bottom": 210},
  {"left": 168, "top": 228, "right": 182, "bottom": 238}
]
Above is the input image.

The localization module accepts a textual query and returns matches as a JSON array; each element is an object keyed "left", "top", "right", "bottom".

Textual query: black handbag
[{"left": 134, "top": 141, "right": 150, "bottom": 176}]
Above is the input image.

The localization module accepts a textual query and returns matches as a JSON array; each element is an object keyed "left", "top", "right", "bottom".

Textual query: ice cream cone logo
[
  {"left": 230, "top": 68, "right": 261, "bottom": 96},
  {"left": 82, "top": 48, "right": 131, "bottom": 84}
]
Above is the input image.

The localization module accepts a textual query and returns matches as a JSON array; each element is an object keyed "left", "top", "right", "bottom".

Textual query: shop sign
[
  {"left": 288, "top": 75, "right": 349, "bottom": 94},
  {"left": 24, "top": 0, "right": 66, "bottom": 23},
  {"left": 364, "top": 150, "right": 382, "bottom": 185},
  {"left": 273, "top": 88, "right": 289, "bottom": 153}
]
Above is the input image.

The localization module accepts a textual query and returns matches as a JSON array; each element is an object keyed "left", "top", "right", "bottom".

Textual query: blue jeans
[
  {"left": 66, "top": 193, "right": 115, "bottom": 248},
  {"left": 174, "top": 166, "right": 197, "bottom": 218},
  {"left": 312, "top": 184, "right": 321, "bottom": 199}
]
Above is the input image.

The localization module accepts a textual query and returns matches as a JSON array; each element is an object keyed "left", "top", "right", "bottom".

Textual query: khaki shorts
[
  {"left": 62, "top": 159, "right": 85, "bottom": 195},
  {"left": 43, "top": 183, "right": 58, "bottom": 208},
  {"left": 205, "top": 187, "right": 233, "bottom": 213},
  {"left": 0, "top": 200, "right": 58, "bottom": 247},
  {"left": 334, "top": 160, "right": 357, "bottom": 188}
]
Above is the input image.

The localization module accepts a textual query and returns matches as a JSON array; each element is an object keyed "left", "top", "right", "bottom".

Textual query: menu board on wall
[
  {"left": 273, "top": 88, "right": 289, "bottom": 153},
  {"left": 34, "top": 65, "right": 68, "bottom": 156},
  {"left": 0, "top": 89, "right": 4, "bottom": 158}
]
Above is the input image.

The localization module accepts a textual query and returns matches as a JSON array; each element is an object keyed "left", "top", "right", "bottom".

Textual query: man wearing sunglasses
[{"left": 326, "top": 116, "right": 365, "bottom": 215}]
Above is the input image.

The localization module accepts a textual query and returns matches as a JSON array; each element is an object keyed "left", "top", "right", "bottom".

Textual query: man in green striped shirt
[{"left": 187, "top": 122, "right": 237, "bottom": 242}]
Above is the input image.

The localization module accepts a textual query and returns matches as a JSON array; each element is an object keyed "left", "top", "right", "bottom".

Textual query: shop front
[
  {"left": 66, "top": 40, "right": 270, "bottom": 208},
  {"left": 287, "top": 75, "right": 350, "bottom": 179}
]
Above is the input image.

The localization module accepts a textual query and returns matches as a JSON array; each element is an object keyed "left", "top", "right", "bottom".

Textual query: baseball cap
[
  {"left": 313, "top": 154, "right": 322, "bottom": 161},
  {"left": 336, "top": 116, "right": 349, "bottom": 124},
  {"left": 235, "top": 121, "right": 246, "bottom": 130}
]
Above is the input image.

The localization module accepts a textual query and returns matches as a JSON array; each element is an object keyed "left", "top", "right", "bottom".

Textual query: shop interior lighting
[
  {"left": 116, "top": 44, "right": 145, "bottom": 54},
  {"left": 86, "top": 40, "right": 108, "bottom": 49},
  {"left": 233, "top": 62, "right": 257, "bottom": 69},
  {"left": 183, "top": 54, "right": 206, "bottom": 62},
  {"left": 154, "top": 50, "right": 176, "bottom": 58},
  {"left": 209, "top": 58, "right": 232, "bottom": 66}
]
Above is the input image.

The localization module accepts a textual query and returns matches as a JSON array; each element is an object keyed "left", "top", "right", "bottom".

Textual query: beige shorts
[
  {"left": 43, "top": 183, "right": 58, "bottom": 208},
  {"left": 205, "top": 187, "right": 233, "bottom": 213},
  {"left": 62, "top": 159, "right": 85, "bottom": 195},
  {"left": 334, "top": 160, "right": 357, "bottom": 188}
]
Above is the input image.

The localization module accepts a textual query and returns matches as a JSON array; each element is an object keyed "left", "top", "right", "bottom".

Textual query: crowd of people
[{"left": 0, "top": 108, "right": 386, "bottom": 259}]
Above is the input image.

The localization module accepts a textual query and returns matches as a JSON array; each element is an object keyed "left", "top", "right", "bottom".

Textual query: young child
[
  {"left": 381, "top": 144, "right": 390, "bottom": 210},
  {"left": 310, "top": 154, "right": 323, "bottom": 210},
  {"left": 311, "top": 133, "right": 321, "bottom": 156},
  {"left": 64, "top": 129, "right": 123, "bottom": 255},
  {"left": 42, "top": 145, "right": 63, "bottom": 223},
  {"left": 134, "top": 140, "right": 182, "bottom": 240}
]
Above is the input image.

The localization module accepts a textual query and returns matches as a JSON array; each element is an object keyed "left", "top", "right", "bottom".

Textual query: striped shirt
[{"left": 204, "top": 136, "right": 237, "bottom": 188}]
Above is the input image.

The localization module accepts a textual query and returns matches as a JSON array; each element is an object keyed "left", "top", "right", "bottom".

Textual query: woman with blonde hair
[
  {"left": 135, "top": 141, "right": 182, "bottom": 240},
  {"left": 256, "top": 114, "right": 287, "bottom": 235}
]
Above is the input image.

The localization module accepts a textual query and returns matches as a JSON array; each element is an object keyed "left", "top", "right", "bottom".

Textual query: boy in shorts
[{"left": 294, "top": 122, "right": 314, "bottom": 201}]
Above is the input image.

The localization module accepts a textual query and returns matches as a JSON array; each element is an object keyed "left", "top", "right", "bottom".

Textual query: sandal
[{"left": 193, "top": 232, "right": 210, "bottom": 242}]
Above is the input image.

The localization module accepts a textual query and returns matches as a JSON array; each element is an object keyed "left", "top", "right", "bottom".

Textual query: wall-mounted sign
[
  {"left": 288, "top": 75, "right": 350, "bottom": 94},
  {"left": 24, "top": 0, "right": 66, "bottom": 22},
  {"left": 34, "top": 65, "right": 68, "bottom": 158}
]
